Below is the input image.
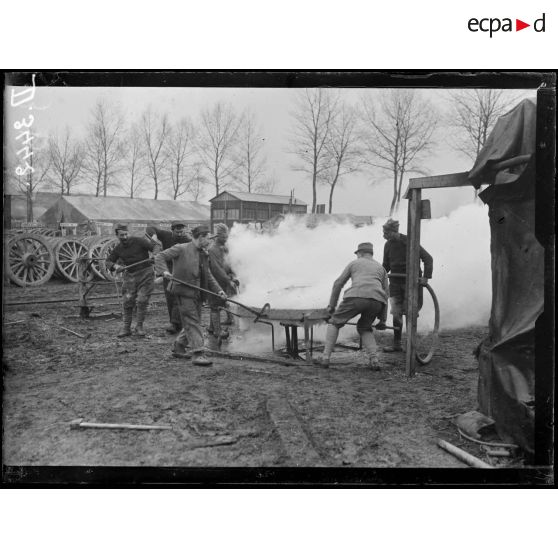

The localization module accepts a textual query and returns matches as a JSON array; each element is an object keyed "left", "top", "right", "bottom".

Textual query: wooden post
[
  {"left": 77, "top": 259, "right": 90, "bottom": 319},
  {"left": 405, "top": 188, "right": 422, "bottom": 377},
  {"left": 304, "top": 317, "right": 310, "bottom": 362}
]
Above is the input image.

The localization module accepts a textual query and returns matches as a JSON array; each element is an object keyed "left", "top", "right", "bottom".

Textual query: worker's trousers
[{"left": 175, "top": 295, "right": 205, "bottom": 354}]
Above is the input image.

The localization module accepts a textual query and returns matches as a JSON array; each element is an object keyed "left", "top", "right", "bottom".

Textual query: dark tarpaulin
[{"left": 469, "top": 99, "right": 542, "bottom": 453}]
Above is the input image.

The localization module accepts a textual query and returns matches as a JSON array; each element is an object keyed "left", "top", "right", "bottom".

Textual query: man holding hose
[{"left": 154, "top": 224, "right": 226, "bottom": 367}]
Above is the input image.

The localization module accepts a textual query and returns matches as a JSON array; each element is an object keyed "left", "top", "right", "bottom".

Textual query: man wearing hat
[
  {"left": 207, "top": 223, "right": 239, "bottom": 347},
  {"left": 154, "top": 224, "right": 226, "bottom": 367},
  {"left": 382, "top": 218, "right": 433, "bottom": 352},
  {"left": 316, "top": 241, "right": 389, "bottom": 371},
  {"left": 146, "top": 221, "right": 192, "bottom": 334},
  {"left": 106, "top": 223, "right": 157, "bottom": 338}
]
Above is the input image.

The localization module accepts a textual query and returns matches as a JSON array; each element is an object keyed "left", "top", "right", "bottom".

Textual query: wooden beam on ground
[
  {"left": 204, "top": 349, "right": 311, "bottom": 367},
  {"left": 405, "top": 188, "right": 421, "bottom": 377}
]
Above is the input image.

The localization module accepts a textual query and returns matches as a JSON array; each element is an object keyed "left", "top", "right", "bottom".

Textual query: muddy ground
[{"left": 3, "top": 279, "right": 521, "bottom": 473}]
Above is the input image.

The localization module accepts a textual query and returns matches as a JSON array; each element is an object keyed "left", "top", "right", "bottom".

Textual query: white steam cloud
[{"left": 225, "top": 203, "right": 491, "bottom": 349}]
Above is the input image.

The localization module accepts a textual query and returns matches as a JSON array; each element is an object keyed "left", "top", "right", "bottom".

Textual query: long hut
[{"left": 37, "top": 195, "right": 210, "bottom": 235}]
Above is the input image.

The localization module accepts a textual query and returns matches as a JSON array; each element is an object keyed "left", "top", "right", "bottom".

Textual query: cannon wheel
[
  {"left": 5, "top": 233, "right": 56, "bottom": 287},
  {"left": 52, "top": 237, "right": 89, "bottom": 282},
  {"left": 82, "top": 236, "right": 113, "bottom": 279},
  {"left": 99, "top": 238, "right": 120, "bottom": 280},
  {"left": 415, "top": 282, "right": 440, "bottom": 365}
]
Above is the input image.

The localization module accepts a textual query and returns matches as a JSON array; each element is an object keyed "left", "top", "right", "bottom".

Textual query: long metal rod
[{"left": 166, "top": 276, "right": 270, "bottom": 319}]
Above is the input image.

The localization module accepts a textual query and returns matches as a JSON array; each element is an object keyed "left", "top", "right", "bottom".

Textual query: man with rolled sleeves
[
  {"left": 146, "top": 221, "right": 191, "bottom": 334},
  {"left": 106, "top": 223, "right": 157, "bottom": 338},
  {"left": 316, "top": 241, "right": 389, "bottom": 371},
  {"left": 382, "top": 218, "right": 433, "bottom": 352},
  {"left": 154, "top": 224, "right": 226, "bottom": 367}
]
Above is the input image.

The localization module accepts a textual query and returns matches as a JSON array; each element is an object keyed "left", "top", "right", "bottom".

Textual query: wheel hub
[{"left": 22, "top": 253, "right": 37, "bottom": 267}]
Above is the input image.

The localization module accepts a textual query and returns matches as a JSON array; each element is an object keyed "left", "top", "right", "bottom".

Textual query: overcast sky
[{"left": 5, "top": 85, "right": 535, "bottom": 217}]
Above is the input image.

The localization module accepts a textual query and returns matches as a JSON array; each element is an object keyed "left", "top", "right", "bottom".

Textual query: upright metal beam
[{"left": 405, "top": 188, "right": 422, "bottom": 377}]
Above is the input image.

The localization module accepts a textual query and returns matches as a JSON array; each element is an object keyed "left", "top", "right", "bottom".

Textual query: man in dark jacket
[
  {"left": 154, "top": 225, "right": 226, "bottom": 367},
  {"left": 207, "top": 223, "right": 238, "bottom": 348},
  {"left": 382, "top": 218, "right": 433, "bottom": 352},
  {"left": 106, "top": 223, "right": 157, "bottom": 338},
  {"left": 146, "top": 221, "right": 191, "bottom": 333}
]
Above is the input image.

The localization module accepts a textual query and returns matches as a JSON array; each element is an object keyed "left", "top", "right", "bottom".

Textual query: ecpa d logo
[{"left": 468, "top": 13, "right": 546, "bottom": 37}]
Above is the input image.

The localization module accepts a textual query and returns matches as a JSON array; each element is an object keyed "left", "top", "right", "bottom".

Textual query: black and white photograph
[{"left": 2, "top": 71, "right": 554, "bottom": 484}]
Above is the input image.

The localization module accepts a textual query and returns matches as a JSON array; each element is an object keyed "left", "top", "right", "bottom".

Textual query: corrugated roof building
[
  {"left": 209, "top": 190, "right": 307, "bottom": 229},
  {"left": 37, "top": 195, "right": 210, "bottom": 235}
]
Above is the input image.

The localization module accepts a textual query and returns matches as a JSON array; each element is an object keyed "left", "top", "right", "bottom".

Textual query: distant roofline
[{"left": 209, "top": 190, "right": 307, "bottom": 205}]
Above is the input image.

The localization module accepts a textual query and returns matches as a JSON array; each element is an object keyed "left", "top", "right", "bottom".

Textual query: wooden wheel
[
  {"left": 99, "top": 238, "right": 120, "bottom": 280},
  {"left": 52, "top": 237, "right": 89, "bottom": 282},
  {"left": 5, "top": 233, "right": 56, "bottom": 287},
  {"left": 83, "top": 236, "right": 113, "bottom": 279}
]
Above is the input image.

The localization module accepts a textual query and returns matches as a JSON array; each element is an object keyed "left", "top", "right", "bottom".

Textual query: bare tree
[
  {"left": 48, "top": 128, "right": 83, "bottom": 195},
  {"left": 447, "top": 89, "right": 515, "bottom": 161},
  {"left": 447, "top": 89, "right": 516, "bottom": 200},
  {"left": 289, "top": 89, "right": 338, "bottom": 213},
  {"left": 82, "top": 100, "right": 125, "bottom": 197},
  {"left": 359, "top": 90, "right": 438, "bottom": 216},
  {"left": 322, "top": 102, "right": 360, "bottom": 213},
  {"left": 167, "top": 118, "right": 195, "bottom": 200},
  {"left": 122, "top": 123, "right": 147, "bottom": 198},
  {"left": 188, "top": 161, "right": 208, "bottom": 201},
  {"left": 197, "top": 102, "right": 242, "bottom": 196},
  {"left": 235, "top": 112, "right": 270, "bottom": 193},
  {"left": 141, "top": 107, "right": 169, "bottom": 199}
]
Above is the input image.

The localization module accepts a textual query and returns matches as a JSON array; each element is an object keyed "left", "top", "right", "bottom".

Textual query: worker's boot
[
  {"left": 117, "top": 307, "right": 133, "bottom": 338},
  {"left": 314, "top": 324, "right": 339, "bottom": 368},
  {"left": 206, "top": 334, "right": 221, "bottom": 352},
  {"left": 192, "top": 353, "right": 213, "bottom": 367},
  {"left": 222, "top": 311, "right": 234, "bottom": 326},
  {"left": 172, "top": 341, "right": 191, "bottom": 359},
  {"left": 361, "top": 330, "right": 381, "bottom": 371},
  {"left": 134, "top": 302, "right": 148, "bottom": 337},
  {"left": 383, "top": 318, "right": 403, "bottom": 352},
  {"left": 209, "top": 309, "right": 221, "bottom": 337},
  {"left": 166, "top": 323, "right": 181, "bottom": 334}
]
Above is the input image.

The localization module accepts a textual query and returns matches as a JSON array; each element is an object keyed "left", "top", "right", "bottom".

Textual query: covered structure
[
  {"left": 209, "top": 191, "right": 307, "bottom": 230},
  {"left": 37, "top": 195, "right": 210, "bottom": 235},
  {"left": 402, "top": 97, "right": 550, "bottom": 455}
]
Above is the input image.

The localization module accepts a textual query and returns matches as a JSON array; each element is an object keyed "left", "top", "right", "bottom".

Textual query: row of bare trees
[
  {"left": 289, "top": 88, "right": 517, "bottom": 215},
  {"left": 6, "top": 89, "right": 518, "bottom": 221},
  {"left": 7, "top": 100, "right": 276, "bottom": 219}
]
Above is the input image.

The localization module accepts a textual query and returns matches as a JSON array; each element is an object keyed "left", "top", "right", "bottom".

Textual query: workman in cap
[
  {"left": 316, "top": 241, "right": 389, "bottom": 371},
  {"left": 154, "top": 224, "right": 226, "bottom": 367},
  {"left": 146, "top": 221, "right": 192, "bottom": 334},
  {"left": 207, "top": 223, "right": 239, "bottom": 348},
  {"left": 106, "top": 223, "right": 157, "bottom": 338},
  {"left": 382, "top": 218, "right": 433, "bottom": 352}
]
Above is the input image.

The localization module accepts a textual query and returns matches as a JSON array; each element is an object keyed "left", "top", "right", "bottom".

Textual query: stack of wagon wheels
[{"left": 5, "top": 232, "right": 118, "bottom": 286}]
